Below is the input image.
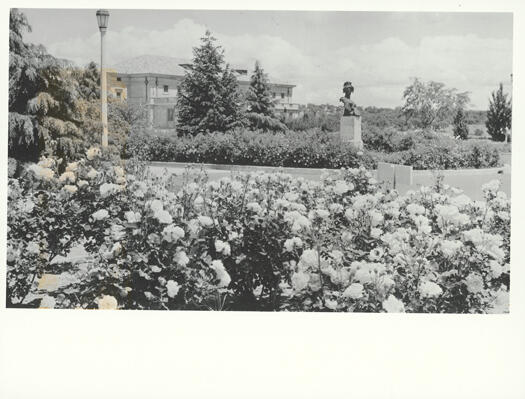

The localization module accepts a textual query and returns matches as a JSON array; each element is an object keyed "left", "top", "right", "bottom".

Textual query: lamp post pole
[{"left": 96, "top": 10, "right": 110, "bottom": 147}]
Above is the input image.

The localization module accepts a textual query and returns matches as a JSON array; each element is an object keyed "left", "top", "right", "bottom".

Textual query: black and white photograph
[
  {"left": 6, "top": 7, "right": 513, "bottom": 312},
  {"left": 1, "top": 1, "right": 524, "bottom": 398}
]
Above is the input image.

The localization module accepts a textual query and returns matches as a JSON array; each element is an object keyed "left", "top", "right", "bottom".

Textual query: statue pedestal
[{"left": 340, "top": 116, "right": 363, "bottom": 149}]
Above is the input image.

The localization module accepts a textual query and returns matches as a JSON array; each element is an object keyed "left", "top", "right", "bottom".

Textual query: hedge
[{"left": 123, "top": 129, "right": 501, "bottom": 170}]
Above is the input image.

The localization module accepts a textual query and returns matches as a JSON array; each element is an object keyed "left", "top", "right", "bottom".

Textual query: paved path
[{"left": 148, "top": 162, "right": 511, "bottom": 201}]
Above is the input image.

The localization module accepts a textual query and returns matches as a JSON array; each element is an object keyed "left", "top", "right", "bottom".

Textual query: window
[
  {"left": 116, "top": 77, "right": 121, "bottom": 81},
  {"left": 167, "top": 108, "right": 174, "bottom": 122},
  {"left": 281, "top": 93, "right": 285, "bottom": 99},
  {"left": 116, "top": 91, "right": 121, "bottom": 98},
  {"left": 164, "top": 85, "right": 169, "bottom": 93},
  {"left": 272, "top": 92, "right": 276, "bottom": 98}
]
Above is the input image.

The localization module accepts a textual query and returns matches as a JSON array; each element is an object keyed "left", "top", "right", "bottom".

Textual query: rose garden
[{"left": 7, "top": 9, "right": 512, "bottom": 312}]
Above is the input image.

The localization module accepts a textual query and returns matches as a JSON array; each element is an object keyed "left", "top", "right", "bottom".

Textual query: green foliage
[
  {"left": 8, "top": 153, "right": 510, "bottom": 312},
  {"left": 464, "top": 110, "right": 487, "bottom": 125},
  {"left": 245, "top": 61, "right": 286, "bottom": 132},
  {"left": 486, "top": 83, "right": 512, "bottom": 142},
  {"left": 362, "top": 106, "right": 407, "bottom": 130},
  {"left": 285, "top": 103, "right": 341, "bottom": 132},
  {"left": 453, "top": 108, "right": 469, "bottom": 140},
  {"left": 246, "top": 61, "right": 274, "bottom": 115},
  {"left": 124, "top": 129, "right": 371, "bottom": 169},
  {"left": 176, "top": 31, "right": 245, "bottom": 135},
  {"left": 402, "top": 78, "right": 470, "bottom": 130},
  {"left": 75, "top": 61, "right": 100, "bottom": 101},
  {"left": 124, "top": 128, "right": 502, "bottom": 170},
  {"left": 9, "top": 9, "right": 100, "bottom": 163}
]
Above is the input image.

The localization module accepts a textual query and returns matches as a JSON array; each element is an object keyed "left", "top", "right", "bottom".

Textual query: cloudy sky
[{"left": 21, "top": 9, "right": 513, "bottom": 109}]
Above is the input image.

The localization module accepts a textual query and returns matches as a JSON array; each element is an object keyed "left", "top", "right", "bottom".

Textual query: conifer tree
[
  {"left": 177, "top": 31, "right": 245, "bottom": 135},
  {"left": 245, "top": 61, "right": 286, "bottom": 131},
  {"left": 9, "top": 9, "right": 88, "bottom": 163},
  {"left": 246, "top": 61, "right": 274, "bottom": 115},
  {"left": 486, "top": 83, "right": 512, "bottom": 142},
  {"left": 453, "top": 108, "right": 469, "bottom": 140}
]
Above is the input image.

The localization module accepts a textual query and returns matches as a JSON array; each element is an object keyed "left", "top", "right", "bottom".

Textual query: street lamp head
[{"left": 96, "top": 9, "right": 109, "bottom": 31}]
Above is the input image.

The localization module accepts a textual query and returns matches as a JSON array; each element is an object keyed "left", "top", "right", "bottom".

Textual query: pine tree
[
  {"left": 453, "top": 108, "right": 469, "bottom": 140},
  {"left": 177, "top": 31, "right": 245, "bottom": 135},
  {"left": 245, "top": 61, "right": 286, "bottom": 131},
  {"left": 246, "top": 61, "right": 274, "bottom": 115},
  {"left": 486, "top": 83, "right": 512, "bottom": 142}
]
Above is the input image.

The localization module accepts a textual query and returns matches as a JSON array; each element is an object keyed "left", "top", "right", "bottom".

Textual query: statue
[{"left": 340, "top": 81, "right": 359, "bottom": 116}]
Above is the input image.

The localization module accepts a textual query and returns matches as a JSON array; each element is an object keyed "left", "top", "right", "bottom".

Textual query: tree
[
  {"left": 401, "top": 78, "right": 470, "bottom": 130},
  {"left": 177, "top": 31, "right": 245, "bottom": 135},
  {"left": 76, "top": 61, "right": 100, "bottom": 101},
  {"left": 9, "top": 8, "right": 50, "bottom": 161},
  {"left": 9, "top": 9, "right": 90, "bottom": 164},
  {"left": 245, "top": 61, "right": 286, "bottom": 131},
  {"left": 453, "top": 108, "right": 469, "bottom": 140},
  {"left": 486, "top": 83, "right": 512, "bottom": 142}
]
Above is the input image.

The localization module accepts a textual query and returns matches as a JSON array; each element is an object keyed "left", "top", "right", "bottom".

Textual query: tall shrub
[
  {"left": 486, "top": 83, "right": 512, "bottom": 142},
  {"left": 245, "top": 61, "right": 285, "bottom": 131},
  {"left": 453, "top": 108, "right": 469, "bottom": 140}
]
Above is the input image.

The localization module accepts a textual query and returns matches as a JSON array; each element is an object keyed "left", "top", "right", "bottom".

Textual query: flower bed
[
  {"left": 7, "top": 150, "right": 510, "bottom": 312},
  {"left": 123, "top": 129, "right": 502, "bottom": 170}
]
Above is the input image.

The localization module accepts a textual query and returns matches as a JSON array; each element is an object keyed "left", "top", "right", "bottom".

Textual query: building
[{"left": 109, "top": 55, "right": 300, "bottom": 130}]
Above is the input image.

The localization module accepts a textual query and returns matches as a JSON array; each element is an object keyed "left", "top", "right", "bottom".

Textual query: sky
[{"left": 20, "top": 9, "right": 513, "bottom": 109}]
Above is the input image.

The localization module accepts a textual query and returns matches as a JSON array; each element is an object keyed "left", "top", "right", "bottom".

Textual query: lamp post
[{"left": 96, "top": 9, "right": 109, "bottom": 147}]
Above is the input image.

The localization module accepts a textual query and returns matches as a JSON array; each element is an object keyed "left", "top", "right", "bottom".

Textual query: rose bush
[{"left": 7, "top": 150, "right": 510, "bottom": 312}]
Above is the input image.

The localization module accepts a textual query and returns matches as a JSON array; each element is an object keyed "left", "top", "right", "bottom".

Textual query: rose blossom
[
  {"left": 382, "top": 295, "right": 405, "bottom": 313},
  {"left": 167, "top": 280, "right": 181, "bottom": 298},
  {"left": 343, "top": 283, "right": 364, "bottom": 299},
  {"left": 98, "top": 295, "right": 118, "bottom": 310}
]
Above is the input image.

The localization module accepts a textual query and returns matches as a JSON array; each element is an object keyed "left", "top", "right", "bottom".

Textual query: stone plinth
[{"left": 340, "top": 116, "right": 363, "bottom": 149}]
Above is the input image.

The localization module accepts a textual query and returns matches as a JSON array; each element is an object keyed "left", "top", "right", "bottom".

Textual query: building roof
[
  {"left": 112, "top": 55, "right": 188, "bottom": 76},
  {"left": 113, "top": 54, "right": 294, "bottom": 87}
]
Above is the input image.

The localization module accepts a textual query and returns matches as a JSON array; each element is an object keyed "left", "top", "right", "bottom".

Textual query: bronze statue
[{"left": 340, "top": 81, "right": 359, "bottom": 116}]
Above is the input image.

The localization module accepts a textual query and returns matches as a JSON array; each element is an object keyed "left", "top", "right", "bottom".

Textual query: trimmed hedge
[{"left": 123, "top": 129, "right": 502, "bottom": 170}]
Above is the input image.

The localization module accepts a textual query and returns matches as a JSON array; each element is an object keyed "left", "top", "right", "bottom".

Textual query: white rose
[
  {"left": 167, "top": 280, "right": 181, "bottom": 298},
  {"left": 155, "top": 210, "right": 173, "bottom": 224},
  {"left": 440, "top": 240, "right": 462, "bottom": 257},
  {"left": 59, "top": 171, "right": 76, "bottom": 183},
  {"left": 419, "top": 281, "right": 443, "bottom": 298},
  {"left": 210, "top": 260, "right": 231, "bottom": 288},
  {"left": 174, "top": 251, "right": 190, "bottom": 267},
  {"left": 124, "top": 211, "right": 141, "bottom": 224},
  {"left": 489, "top": 260, "right": 503, "bottom": 279},
  {"left": 86, "top": 147, "right": 101, "bottom": 160},
  {"left": 465, "top": 273, "right": 484, "bottom": 294},
  {"left": 86, "top": 168, "right": 98, "bottom": 179},
  {"left": 215, "top": 240, "right": 231, "bottom": 256},
  {"left": 246, "top": 202, "right": 263, "bottom": 213},
  {"left": 325, "top": 299, "right": 338, "bottom": 310},
  {"left": 162, "top": 224, "right": 185, "bottom": 242},
  {"left": 343, "top": 283, "right": 364, "bottom": 299},
  {"left": 291, "top": 271, "right": 310, "bottom": 291},
  {"left": 26, "top": 241, "right": 40, "bottom": 255},
  {"left": 40, "top": 295, "right": 56, "bottom": 309},
  {"left": 65, "top": 162, "right": 79, "bottom": 172},
  {"left": 382, "top": 295, "right": 405, "bottom": 313},
  {"left": 98, "top": 295, "right": 118, "bottom": 310},
  {"left": 62, "top": 184, "right": 78, "bottom": 194},
  {"left": 197, "top": 215, "right": 213, "bottom": 227},
  {"left": 92, "top": 209, "right": 109, "bottom": 221},
  {"left": 100, "top": 183, "right": 120, "bottom": 198}
]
